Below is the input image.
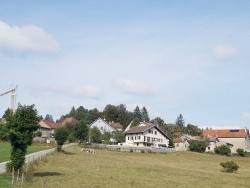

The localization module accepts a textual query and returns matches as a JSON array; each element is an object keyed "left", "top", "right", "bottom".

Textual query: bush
[
  {"left": 141, "top": 150, "right": 145, "bottom": 153},
  {"left": 55, "top": 127, "right": 69, "bottom": 151},
  {"left": 220, "top": 161, "right": 239, "bottom": 173},
  {"left": 36, "top": 131, "right": 42, "bottom": 137},
  {"left": 214, "top": 145, "right": 231, "bottom": 156},
  {"left": 189, "top": 140, "right": 208, "bottom": 153},
  {"left": 236, "top": 148, "right": 247, "bottom": 157}
]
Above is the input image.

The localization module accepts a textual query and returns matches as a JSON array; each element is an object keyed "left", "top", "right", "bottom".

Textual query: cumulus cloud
[
  {"left": 113, "top": 77, "right": 152, "bottom": 96},
  {"left": 46, "top": 84, "right": 102, "bottom": 99},
  {"left": 0, "top": 20, "right": 58, "bottom": 53},
  {"left": 213, "top": 44, "right": 236, "bottom": 60}
]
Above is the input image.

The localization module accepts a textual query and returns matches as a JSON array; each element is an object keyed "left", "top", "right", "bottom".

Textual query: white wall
[{"left": 91, "top": 119, "right": 115, "bottom": 133}]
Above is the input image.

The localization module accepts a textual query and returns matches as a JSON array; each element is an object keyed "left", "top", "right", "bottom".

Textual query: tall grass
[{"left": 22, "top": 146, "right": 250, "bottom": 188}]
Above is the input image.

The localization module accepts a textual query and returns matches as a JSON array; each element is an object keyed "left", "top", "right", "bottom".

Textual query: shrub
[
  {"left": 141, "top": 150, "right": 145, "bottom": 153},
  {"left": 130, "top": 149, "right": 133, "bottom": 152},
  {"left": 189, "top": 140, "right": 208, "bottom": 153},
  {"left": 36, "top": 131, "right": 42, "bottom": 137},
  {"left": 220, "top": 161, "right": 239, "bottom": 173},
  {"left": 55, "top": 127, "right": 69, "bottom": 151},
  {"left": 214, "top": 145, "right": 231, "bottom": 156},
  {"left": 236, "top": 148, "right": 247, "bottom": 157}
]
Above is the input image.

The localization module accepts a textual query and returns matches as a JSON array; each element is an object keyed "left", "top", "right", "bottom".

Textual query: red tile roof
[
  {"left": 41, "top": 117, "right": 78, "bottom": 129},
  {"left": 58, "top": 117, "right": 78, "bottom": 126},
  {"left": 203, "top": 129, "right": 248, "bottom": 138},
  {"left": 109, "top": 122, "right": 123, "bottom": 129}
]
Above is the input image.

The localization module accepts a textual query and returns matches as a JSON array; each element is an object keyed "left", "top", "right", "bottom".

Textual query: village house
[
  {"left": 124, "top": 122, "right": 170, "bottom": 148},
  {"left": 90, "top": 117, "right": 123, "bottom": 133},
  {"left": 203, "top": 128, "right": 250, "bottom": 153},
  {"left": 173, "top": 138, "right": 189, "bottom": 151},
  {"left": 38, "top": 117, "right": 78, "bottom": 137}
]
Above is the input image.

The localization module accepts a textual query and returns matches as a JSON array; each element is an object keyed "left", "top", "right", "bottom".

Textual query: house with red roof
[
  {"left": 38, "top": 117, "right": 78, "bottom": 137},
  {"left": 203, "top": 128, "right": 250, "bottom": 153},
  {"left": 90, "top": 117, "right": 123, "bottom": 133}
]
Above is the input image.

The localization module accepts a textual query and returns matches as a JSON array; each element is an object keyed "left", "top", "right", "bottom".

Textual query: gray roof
[{"left": 124, "top": 124, "right": 154, "bottom": 134}]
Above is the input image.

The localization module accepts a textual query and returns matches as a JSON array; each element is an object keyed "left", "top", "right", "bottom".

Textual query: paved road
[{"left": 0, "top": 143, "right": 77, "bottom": 174}]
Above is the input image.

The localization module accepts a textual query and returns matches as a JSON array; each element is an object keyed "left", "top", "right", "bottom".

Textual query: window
[
  {"left": 138, "top": 136, "right": 140, "bottom": 139},
  {"left": 131, "top": 136, "right": 133, "bottom": 140},
  {"left": 128, "top": 137, "right": 129, "bottom": 140},
  {"left": 155, "top": 131, "right": 157, "bottom": 135}
]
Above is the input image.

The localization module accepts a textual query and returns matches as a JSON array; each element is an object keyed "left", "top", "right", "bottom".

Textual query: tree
[
  {"left": 133, "top": 106, "right": 142, "bottom": 121},
  {"left": 113, "top": 131, "right": 125, "bottom": 143},
  {"left": 90, "top": 127, "right": 102, "bottom": 143},
  {"left": 44, "top": 114, "right": 54, "bottom": 122},
  {"left": 55, "top": 127, "right": 69, "bottom": 151},
  {"left": 86, "top": 108, "right": 101, "bottom": 124},
  {"left": 130, "top": 118, "right": 140, "bottom": 128},
  {"left": 141, "top": 106, "right": 150, "bottom": 122},
  {"left": 0, "top": 123, "right": 9, "bottom": 141},
  {"left": 189, "top": 140, "right": 208, "bottom": 153},
  {"left": 2, "top": 108, "right": 11, "bottom": 119},
  {"left": 6, "top": 104, "right": 40, "bottom": 170},
  {"left": 74, "top": 120, "right": 89, "bottom": 143},
  {"left": 69, "top": 106, "right": 76, "bottom": 117},
  {"left": 175, "top": 114, "right": 185, "bottom": 131},
  {"left": 102, "top": 131, "right": 112, "bottom": 144},
  {"left": 185, "top": 124, "right": 202, "bottom": 136},
  {"left": 151, "top": 117, "right": 164, "bottom": 127}
]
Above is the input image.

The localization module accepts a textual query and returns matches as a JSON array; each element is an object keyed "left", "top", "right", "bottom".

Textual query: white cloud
[
  {"left": 0, "top": 20, "right": 58, "bottom": 53},
  {"left": 46, "top": 84, "right": 102, "bottom": 99},
  {"left": 113, "top": 77, "right": 152, "bottom": 96},
  {"left": 213, "top": 44, "right": 236, "bottom": 60}
]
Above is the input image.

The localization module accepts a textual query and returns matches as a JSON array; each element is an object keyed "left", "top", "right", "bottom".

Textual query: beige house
[
  {"left": 124, "top": 122, "right": 170, "bottom": 147},
  {"left": 203, "top": 129, "right": 250, "bottom": 153},
  {"left": 173, "top": 138, "right": 189, "bottom": 151}
]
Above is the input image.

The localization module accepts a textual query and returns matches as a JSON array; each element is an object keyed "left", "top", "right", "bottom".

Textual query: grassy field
[
  {"left": 17, "top": 145, "right": 250, "bottom": 188},
  {"left": 0, "top": 142, "right": 54, "bottom": 162}
]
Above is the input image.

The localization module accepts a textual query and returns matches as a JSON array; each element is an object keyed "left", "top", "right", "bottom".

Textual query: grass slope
[
  {"left": 0, "top": 142, "right": 53, "bottom": 162},
  {"left": 23, "top": 146, "right": 250, "bottom": 188}
]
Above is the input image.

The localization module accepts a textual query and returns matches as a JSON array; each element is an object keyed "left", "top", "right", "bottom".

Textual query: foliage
[
  {"left": 189, "top": 140, "right": 208, "bottom": 153},
  {"left": 113, "top": 130, "right": 125, "bottom": 143},
  {"left": 133, "top": 106, "right": 142, "bottom": 121},
  {"left": 141, "top": 106, "right": 150, "bottom": 122},
  {"left": 168, "top": 138, "right": 174, "bottom": 148},
  {"left": 2, "top": 108, "right": 12, "bottom": 119},
  {"left": 236, "top": 148, "right": 247, "bottom": 157},
  {"left": 220, "top": 161, "right": 239, "bottom": 173},
  {"left": 214, "top": 145, "right": 231, "bottom": 156},
  {"left": 36, "top": 131, "right": 42, "bottom": 137},
  {"left": 130, "top": 118, "right": 140, "bottom": 128},
  {"left": 74, "top": 120, "right": 89, "bottom": 143},
  {"left": 102, "top": 131, "right": 112, "bottom": 143},
  {"left": 151, "top": 117, "right": 165, "bottom": 127},
  {"left": 176, "top": 114, "right": 185, "bottom": 131},
  {"left": 90, "top": 126, "right": 102, "bottom": 143},
  {"left": 65, "top": 123, "right": 75, "bottom": 135},
  {"left": 6, "top": 104, "right": 40, "bottom": 170},
  {"left": 185, "top": 124, "right": 202, "bottom": 136},
  {"left": 44, "top": 114, "right": 54, "bottom": 122},
  {"left": 68, "top": 132, "right": 77, "bottom": 143},
  {"left": 55, "top": 127, "right": 69, "bottom": 151},
  {"left": 0, "top": 123, "right": 9, "bottom": 141}
]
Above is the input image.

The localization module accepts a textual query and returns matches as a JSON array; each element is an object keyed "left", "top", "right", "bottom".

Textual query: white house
[
  {"left": 90, "top": 117, "right": 123, "bottom": 133},
  {"left": 124, "top": 122, "right": 170, "bottom": 147}
]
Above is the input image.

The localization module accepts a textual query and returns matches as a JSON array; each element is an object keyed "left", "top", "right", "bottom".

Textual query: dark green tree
[
  {"left": 44, "top": 114, "right": 54, "bottom": 122},
  {"left": 175, "top": 114, "right": 185, "bottom": 131},
  {"left": 133, "top": 106, "right": 142, "bottom": 121},
  {"left": 69, "top": 106, "right": 76, "bottom": 117},
  {"left": 86, "top": 108, "right": 101, "bottom": 124},
  {"left": 74, "top": 106, "right": 88, "bottom": 121},
  {"left": 6, "top": 104, "right": 40, "bottom": 170},
  {"left": 2, "top": 108, "right": 12, "bottom": 119},
  {"left": 0, "top": 123, "right": 9, "bottom": 141},
  {"left": 90, "top": 127, "right": 102, "bottom": 143},
  {"left": 74, "top": 120, "right": 89, "bottom": 143},
  {"left": 102, "top": 131, "right": 112, "bottom": 144},
  {"left": 185, "top": 124, "right": 202, "bottom": 136},
  {"left": 103, "top": 104, "right": 118, "bottom": 122},
  {"left": 130, "top": 118, "right": 140, "bottom": 128},
  {"left": 151, "top": 117, "right": 165, "bottom": 127},
  {"left": 55, "top": 127, "right": 69, "bottom": 151},
  {"left": 141, "top": 106, "right": 150, "bottom": 122}
]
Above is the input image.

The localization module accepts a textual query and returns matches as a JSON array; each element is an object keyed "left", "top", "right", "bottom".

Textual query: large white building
[
  {"left": 90, "top": 117, "right": 123, "bottom": 133},
  {"left": 124, "top": 122, "right": 170, "bottom": 147}
]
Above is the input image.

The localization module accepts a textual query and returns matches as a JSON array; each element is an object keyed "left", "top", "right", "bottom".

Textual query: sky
[{"left": 0, "top": 0, "right": 250, "bottom": 129}]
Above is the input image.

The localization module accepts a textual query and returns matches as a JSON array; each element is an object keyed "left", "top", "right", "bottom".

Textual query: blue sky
[{"left": 0, "top": 0, "right": 250, "bottom": 129}]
